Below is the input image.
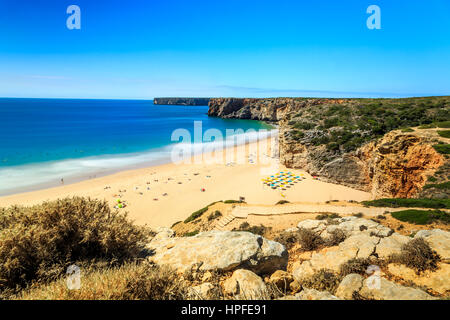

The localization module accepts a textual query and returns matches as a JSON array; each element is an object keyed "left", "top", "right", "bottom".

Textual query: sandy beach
[{"left": 0, "top": 137, "right": 371, "bottom": 228}]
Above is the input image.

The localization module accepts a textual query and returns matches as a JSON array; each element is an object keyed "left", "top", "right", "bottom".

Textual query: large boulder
[
  {"left": 359, "top": 277, "right": 434, "bottom": 300},
  {"left": 414, "top": 229, "right": 450, "bottom": 262},
  {"left": 223, "top": 269, "right": 269, "bottom": 299},
  {"left": 147, "top": 230, "right": 288, "bottom": 275}
]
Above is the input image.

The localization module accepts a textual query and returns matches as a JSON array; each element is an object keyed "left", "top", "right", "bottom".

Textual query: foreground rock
[
  {"left": 223, "top": 269, "right": 269, "bottom": 299},
  {"left": 296, "top": 289, "right": 340, "bottom": 300},
  {"left": 335, "top": 274, "right": 364, "bottom": 300},
  {"left": 415, "top": 229, "right": 450, "bottom": 262},
  {"left": 147, "top": 230, "right": 288, "bottom": 274},
  {"left": 359, "top": 277, "right": 434, "bottom": 300},
  {"left": 388, "top": 263, "right": 450, "bottom": 295}
]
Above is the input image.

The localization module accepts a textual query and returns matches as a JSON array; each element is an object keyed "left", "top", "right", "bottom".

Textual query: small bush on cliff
[
  {"left": 300, "top": 269, "right": 341, "bottom": 294},
  {"left": 0, "top": 197, "right": 151, "bottom": 291},
  {"left": 208, "top": 210, "right": 222, "bottom": 221},
  {"left": 433, "top": 144, "right": 450, "bottom": 154},
  {"left": 389, "top": 238, "right": 440, "bottom": 274},
  {"left": 436, "top": 121, "right": 450, "bottom": 128},
  {"left": 232, "top": 222, "right": 271, "bottom": 236},
  {"left": 422, "top": 181, "right": 450, "bottom": 191}
]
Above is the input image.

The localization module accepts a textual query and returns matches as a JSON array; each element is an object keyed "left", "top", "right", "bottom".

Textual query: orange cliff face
[{"left": 358, "top": 131, "right": 445, "bottom": 198}]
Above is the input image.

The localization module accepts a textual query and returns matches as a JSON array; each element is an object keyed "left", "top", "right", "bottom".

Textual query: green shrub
[
  {"left": 0, "top": 197, "right": 151, "bottom": 291},
  {"left": 389, "top": 238, "right": 440, "bottom": 274},
  {"left": 276, "top": 200, "right": 290, "bottom": 205},
  {"left": 437, "top": 130, "right": 450, "bottom": 138},
  {"left": 401, "top": 127, "right": 414, "bottom": 132},
  {"left": 418, "top": 123, "right": 437, "bottom": 129},
  {"left": 183, "top": 230, "right": 200, "bottom": 237},
  {"left": 223, "top": 200, "right": 245, "bottom": 204},
  {"left": 353, "top": 212, "right": 364, "bottom": 218},
  {"left": 362, "top": 198, "right": 450, "bottom": 209},
  {"left": 207, "top": 210, "right": 222, "bottom": 221},
  {"left": 433, "top": 144, "right": 450, "bottom": 154},
  {"left": 391, "top": 209, "right": 450, "bottom": 225},
  {"left": 436, "top": 121, "right": 450, "bottom": 128},
  {"left": 422, "top": 181, "right": 450, "bottom": 191},
  {"left": 233, "top": 222, "right": 271, "bottom": 236},
  {"left": 184, "top": 201, "right": 221, "bottom": 223}
]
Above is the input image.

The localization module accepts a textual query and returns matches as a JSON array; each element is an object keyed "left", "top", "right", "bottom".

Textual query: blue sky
[{"left": 0, "top": 0, "right": 449, "bottom": 99}]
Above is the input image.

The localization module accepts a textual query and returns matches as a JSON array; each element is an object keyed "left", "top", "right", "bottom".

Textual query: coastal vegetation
[
  {"left": 287, "top": 96, "right": 450, "bottom": 154},
  {"left": 390, "top": 209, "right": 450, "bottom": 225},
  {"left": 0, "top": 197, "right": 152, "bottom": 297},
  {"left": 361, "top": 198, "right": 450, "bottom": 209}
]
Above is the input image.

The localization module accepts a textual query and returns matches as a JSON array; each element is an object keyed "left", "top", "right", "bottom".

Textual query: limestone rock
[
  {"left": 295, "top": 288, "right": 340, "bottom": 300},
  {"left": 387, "top": 263, "right": 450, "bottom": 295},
  {"left": 297, "top": 219, "right": 326, "bottom": 232},
  {"left": 335, "top": 274, "right": 364, "bottom": 300},
  {"left": 375, "top": 233, "right": 411, "bottom": 259},
  {"left": 338, "top": 234, "right": 380, "bottom": 258},
  {"left": 223, "top": 269, "right": 269, "bottom": 299},
  {"left": 359, "top": 277, "right": 434, "bottom": 300},
  {"left": 153, "top": 227, "right": 175, "bottom": 241},
  {"left": 268, "top": 270, "right": 294, "bottom": 290},
  {"left": 147, "top": 231, "right": 288, "bottom": 274},
  {"left": 414, "top": 229, "right": 450, "bottom": 261},
  {"left": 188, "top": 283, "right": 216, "bottom": 299}
]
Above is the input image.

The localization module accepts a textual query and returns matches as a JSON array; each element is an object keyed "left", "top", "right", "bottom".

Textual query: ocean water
[{"left": 0, "top": 98, "right": 273, "bottom": 195}]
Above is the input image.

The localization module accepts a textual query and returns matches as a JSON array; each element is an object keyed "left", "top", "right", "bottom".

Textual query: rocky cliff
[
  {"left": 154, "top": 97, "right": 210, "bottom": 106},
  {"left": 208, "top": 97, "right": 450, "bottom": 198}
]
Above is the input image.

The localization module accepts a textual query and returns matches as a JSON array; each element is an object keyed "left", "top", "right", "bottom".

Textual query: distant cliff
[
  {"left": 154, "top": 98, "right": 210, "bottom": 106},
  {"left": 208, "top": 97, "right": 449, "bottom": 199}
]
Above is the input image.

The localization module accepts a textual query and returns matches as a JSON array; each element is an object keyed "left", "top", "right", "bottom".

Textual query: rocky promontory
[{"left": 154, "top": 97, "right": 210, "bottom": 106}]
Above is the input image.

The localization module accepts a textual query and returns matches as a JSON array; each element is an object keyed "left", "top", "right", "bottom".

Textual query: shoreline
[{"left": 0, "top": 136, "right": 371, "bottom": 228}]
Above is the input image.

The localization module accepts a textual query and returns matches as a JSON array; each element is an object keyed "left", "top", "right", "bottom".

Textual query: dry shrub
[
  {"left": 14, "top": 263, "right": 190, "bottom": 300},
  {"left": 122, "top": 264, "right": 189, "bottom": 300},
  {"left": 274, "top": 228, "right": 324, "bottom": 251},
  {"left": 389, "top": 238, "right": 440, "bottom": 274},
  {"left": 325, "top": 229, "right": 347, "bottom": 246},
  {"left": 0, "top": 197, "right": 152, "bottom": 290},
  {"left": 300, "top": 269, "right": 341, "bottom": 294},
  {"left": 339, "top": 258, "right": 372, "bottom": 277},
  {"left": 297, "top": 228, "right": 324, "bottom": 251}
]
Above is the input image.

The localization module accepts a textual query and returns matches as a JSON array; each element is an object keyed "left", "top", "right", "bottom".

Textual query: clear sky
[{"left": 0, "top": 0, "right": 449, "bottom": 99}]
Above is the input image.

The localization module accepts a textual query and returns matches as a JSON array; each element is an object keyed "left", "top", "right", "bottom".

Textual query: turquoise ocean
[{"left": 0, "top": 98, "right": 273, "bottom": 195}]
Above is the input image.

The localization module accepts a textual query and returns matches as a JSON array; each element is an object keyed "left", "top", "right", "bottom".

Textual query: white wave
[{"left": 0, "top": 129, "right": 278, "bottom": 196}]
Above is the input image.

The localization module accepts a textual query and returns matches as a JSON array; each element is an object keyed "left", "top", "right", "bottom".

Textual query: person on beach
[{"left": 61, "top": 178, "right": 64, "bottom": 185}]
